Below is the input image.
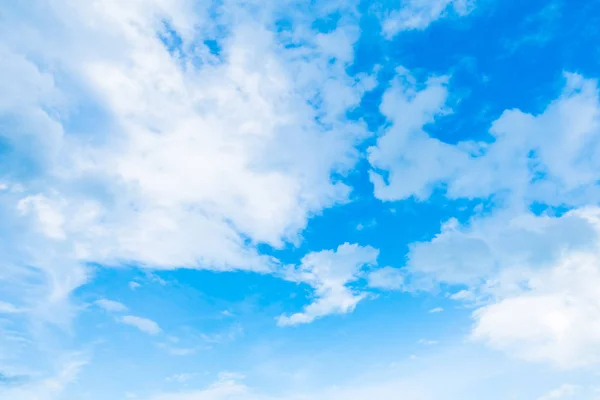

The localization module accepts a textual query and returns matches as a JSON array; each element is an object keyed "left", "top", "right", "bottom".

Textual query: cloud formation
[
  {"left": 278, "top": 243, "right": 379, "bottom": 326},
  {"left": 382, "top": 0, "right": 476, "bottom": 37}
]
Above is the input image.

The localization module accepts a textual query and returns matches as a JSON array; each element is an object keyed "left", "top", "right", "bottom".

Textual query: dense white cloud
[
  {"left": 120, "top": 315, "right": 162, "bottom": 335},
  {"left": 382, "top": 0, "right": 476, "bottom": 38},
  {"left": 278, "top": 243, "right": 379, "bottom": 326}
]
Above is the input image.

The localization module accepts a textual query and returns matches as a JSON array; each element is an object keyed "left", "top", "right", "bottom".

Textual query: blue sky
[{"left": 2, "top": 0, "right": 600, "bottom": 399}]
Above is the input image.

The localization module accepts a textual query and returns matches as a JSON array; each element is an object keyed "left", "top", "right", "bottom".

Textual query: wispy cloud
[
  {"left": 119, "top": 316, "right": 162, "bottom": 335},
  {"left": 95, "top": 299, "right": 128, "bottom": 313}
]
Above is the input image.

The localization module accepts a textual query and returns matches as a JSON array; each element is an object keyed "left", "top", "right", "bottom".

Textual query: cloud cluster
[
  {"left": 0, "top": 0, "right": 371, "bottom": 317},
  {"left": 382, "top": 0, "right": 476, "bottom": 37},
  {"left": 278, "top": 243, "right": 379, "bottom": 326},
  {"left": 372, "top": 72, "right": 600, "bottom": 366},
  {"left": 0, "top": 0, "right": 376, "bottom": 386}
]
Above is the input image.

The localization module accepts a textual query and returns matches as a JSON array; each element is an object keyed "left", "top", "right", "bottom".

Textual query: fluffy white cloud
[
  {"left": 382, "top": 0, "right": 476, "bottom": 38},
  {"left": 391, "top": 73, "right": 600, "bottom": 367},
  {"left": 367, "top": 68, "right": 465, "bottom": 201},
  {"left": 278, "top": 243, "right": 379, "bottom": 326},
  {"left": 120, "top": 315, "right": 162, "bottom": 335},
  {"left": 472, "top": 247, "right": 600, "bottom": 368},
  {"left": 370, "top": 72, "right": 600, "bottom": 205},
  {"left": 0, "top": 0, "right": 373, "bottom": 329},
  {"left": 0, "top": 1, "right": 384, "bottom": 388},
  {"left": 146, "top": 346, "right": 561, "bottom": 400}
]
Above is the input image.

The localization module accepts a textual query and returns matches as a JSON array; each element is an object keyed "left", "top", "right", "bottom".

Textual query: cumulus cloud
[
  {"left": 367, "top": 68, "right": 463, "bottom": 201},
  {"left": 278, "top": 243, "right": 379, "bottom": 326},
  {"left": 472, "top": 246, "right": 600, "bottom": 368},
  {"left": 370, "top": 72, "right": 600, "bottom": 205},
  {"left": 391, "top": 74, "right": 600, "bottom": 366},
  {"left": 145, "top": 347, "right": 541, "bottom": 400},
  {"left": 120, "top": 316, "right": 162, "bottom": 335},
  {"left": 0, "top": 1, "right": 392, "bottom": 388},
  {"left": 0, "top": 0, "right": 372, "bottom": 317}
]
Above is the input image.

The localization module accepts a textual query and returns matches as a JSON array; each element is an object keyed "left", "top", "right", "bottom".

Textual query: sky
[{"left": 1, "top": 0, "right": 600, "bottom": 399}]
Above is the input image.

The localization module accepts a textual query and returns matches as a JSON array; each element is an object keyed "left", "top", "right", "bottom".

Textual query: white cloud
[
  {"left": 0, "top": 0, "right": 372, "bottom": 319},
  {"left": 391, "top": 73, "right": 600, "bottom": 367},
  {"left": 367, "top": 68, "right": 463, "bottom": 201},
  {"left": 163, "top": 347, "right": 199, "bottom": 357},
  {"left": 537, "top": 384, "right": 581, "bottom": 400},
  {"left": 429, "top": 307, "right": 444, "bottom": 313},
  {"left": 404, "top": 205, "right": 600, "bottom": 368},
  {"left": 166, "top": 373, "right": 197, "bottom": 383},
  {"left": 200, "top": 324, "right": 244, "bottom": 344},
  {"left": 407, "top": 209, "right": 597, "bottom": 289},
  {"left": 145, "top": 347, "right": 555, "bottom": 400},
  {"left": 370, "top": 72, "right": 600, "bottom": 205},
  {"left": 95, "top": 299, "right": 128, "bottom": 312},
  {"left": 0, "top": 301, "right": 21, "bottom": 314},
  {"left": 368, "top": 266, "right": 405, "bottom": 290},
  {"left": 151, "top": 379, "right": 250, "bottom": 400},
  {"left": 471, "top": 247, "right": 600, "bottom": 368},
  {"left": 0, "top": 4, "right": 379, "bottom": 379},
  {"left": 120, "top": 315, "right": 162, "bottom": 335},
  {"left": 0, "top": 357, "right": 86, "bottom": 400},
  {"left": 382, "top": 0, "right": 476, "bottom": 38},
  {"left": 17, "top": 195, "right": 66, "bottom": 240},
  {"left": 278, "top": 243, "right": 379, "bottom": 326}
]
